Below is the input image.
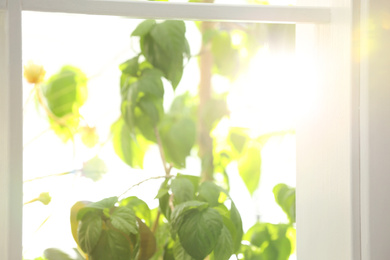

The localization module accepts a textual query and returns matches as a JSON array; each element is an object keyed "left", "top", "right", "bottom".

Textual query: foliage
[{"left": 24, "top": 11, "right": 296, "bottom": 260}]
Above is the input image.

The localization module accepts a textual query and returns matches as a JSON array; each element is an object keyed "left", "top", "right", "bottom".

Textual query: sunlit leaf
[
  {"left": 178, "top": 207, "right": 223, "bottom": 260},
  {"left": 159, "top": 117, "right": 196, "bottom": 168},
  {"left": 120, "top": 196, "right": 151, "bottom": 226},
  {"left": 213, "top": 225, "right": 233, "bottom": 260},
  {"left": 230, "top": 201, "right": 243, "bottom": 252},
  {"left": 43, "top": 65, "right": 87, "bottom": 118},
  {"left": 111, "top": 118, "right": 149, "bottom": 168},
  {"left": 141, "top": 20, "right": 188, "bottom": 89},
  {"left": 211, "top": 31, "right": 240, "bottom": 80},
  {"left": 273, "top": 183, "right": 296, "bottom": 223},
  {"left": 197, "top": 181, "right": 221, "bottom": 207},
  {"left": 78, "top": 212, "right": 102, "bottom": 254},
  {"left": 80, "top": 125, "right": 99, "bottom": 148},
  {"left": 110, "top": 207, "right": 138, "bottom": 235},
  {"left": 37, "top": 192, "right": 51, "bottom": 205},
  {"left": 238, "top": 142, "right": 261, "bottom": 195},
  {"left": 81, "top": 156, "right": 107, "bottom": 182},
  {"left": 89, "top": 229, "right": 132, "bottom": 260},
  {"left": 70, "top": 201, "right": 90, "bottom": 252},
  {"left": 120, "top": 56, "right": 139, "bottom": 77}
]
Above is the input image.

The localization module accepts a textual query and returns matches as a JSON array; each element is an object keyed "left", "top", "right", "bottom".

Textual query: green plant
[{"left": 24, "top": 13, "right": 296, "bottom": 260}]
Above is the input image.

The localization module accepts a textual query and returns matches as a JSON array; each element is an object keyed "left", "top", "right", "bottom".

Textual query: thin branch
[
  {"left": 23, "top": 127, "right": 51, "bottom": 149},
  {"left": 118, "top": 175, "right": 174, "bottom": 199},
  {"left": 23, "top": 170, "right": 80, "bottom": 183}
]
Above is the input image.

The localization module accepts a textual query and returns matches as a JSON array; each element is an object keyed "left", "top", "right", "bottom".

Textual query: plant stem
[
  {"left": 118, "top": 175, "right": 174, "bottom": 199},
  {"left": 198, "top": 12, "right": 215, "bottom": 182},
  {"left": 23, "top": 170, "right": 79, "bottom": 183},
  {"left": 154, "top": 127, "right": 170, "bottom": 176}
]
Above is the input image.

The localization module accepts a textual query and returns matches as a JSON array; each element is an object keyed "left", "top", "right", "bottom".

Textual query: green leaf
[
  {"left": 120, "top": 56, "right": 139, "bottom": 77},
  {"left": 82, "top": 156, "right": 107, "bottom": 182},
  {"left": 43, "top": 248, "right": 73, "bottom": 260},
  {"left": 197, "top": 181, "right": 221, "bottom": 207},
  {"left": 230, "top": 202, "right": 243, "bottom": 253},
  {"left": 238, "top": 142, "right": 261, "bottom": 195},
  {"left": 211, "top": 31, "right": 240, "bottom": 80},
  {"left": 141, "top": 20, "right": 188, "bottom": 89},
  {"left": 111, "top": 118, "right": 149, "bottom": 168},
  {"left": 213, "top": 225, "right": 234, "bottom": 260},
  {"left": 170, "top": 201, "right": 208, "bottom": 238},
  {"left": 120, "top": 196, "right": 151, "bottom": 226},
  {"left": 43, "top": 65, "right": 87, "bottom": 117},
  {"left": 110, "top": 207, "right": 138, "bottom": 235},
  {"left": 138, "top": 68, "right": 164, "bottom": 98},
  {"left": 132, "top": 19, "right": 156, "bottom": 37},
  {"left": 202, "top": 96, "right": 229, "bottom": 131},
  {"left": 157, "top": 180, "right": 171, "bottom": 220},
  {"left": 159, "top": 117, "right": 196, "bottom": 168},
  {"left": 244, "top": 222, "right": 270, "bottom": 248},
  {"left": 171, "top": 177, "right": 195, "bottom": 204},
  {"left": 229, "top": 128, "right": 249, "bottom": 155},
  {"left": 173, "top": 241, "right": 195, "bottom": 260},
  {"left": 273, "top": 183, "right": 296, "bottom": 223},
  {"left": 89, "top": 229, "right": 132, "bottom": 260},
  {"left": 78, "top": 212, "right": 102, "bottom": 254},
  {"left": 137, "top": 95, "right": 163, "bottom": 126},
  {"left": 178, "top": 208, "right": 223, "bottom": 260}
]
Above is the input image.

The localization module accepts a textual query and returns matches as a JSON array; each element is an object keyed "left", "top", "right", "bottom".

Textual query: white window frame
[{"left": 2, "top": 0, "right": 388, "bottom": 259}]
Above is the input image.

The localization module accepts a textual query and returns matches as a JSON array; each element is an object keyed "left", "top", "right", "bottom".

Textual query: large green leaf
[
  {"left": 132, "top": 19, "right": 156, "bottom": 37},
  {"left": 111, "top": 118, "right": 149, "bottom": 168},
  {"left": 273, "top": 184, "right": 296, "bottom": 223},
  {"left": 110, "top": 207, "right": 138, "bottom": 235},
  {"left": 213, "top": 225, "right": 234, "bottom": 260},
  {"left": 173, "top": 241, "right": 195, "bottom": 260},
  {"left": 141, "top": 20, "right": 188, "bottom": 89},
  {"left": 171, "top": 177, "right": 195, "bottom": 205},
  {"left": 78, "top": 212, "right": 102, "bottom": 254},
  {"left": 170, "top": 201, "right": 208, "bottom": 238},
  {"left": 238, "top": 142, "right": 262, "bottom": 195},
  {"left": 178, "top": 207, "right": 223, "bottom": 260},
  {"left": 89, "top": 229, "right": 132, "bottom": 260},
  {"left": 159, "top": 117, "right": 196, "bottom": 168}
]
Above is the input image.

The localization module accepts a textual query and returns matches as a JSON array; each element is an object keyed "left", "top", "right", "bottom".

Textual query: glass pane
[{"left": 23, "top": 11, "right": 297, "bottom": 260}]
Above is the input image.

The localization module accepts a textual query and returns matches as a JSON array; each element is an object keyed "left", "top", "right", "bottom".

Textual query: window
[{"left": 4, "top": 0, "right": 389, "bottom": 259}]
